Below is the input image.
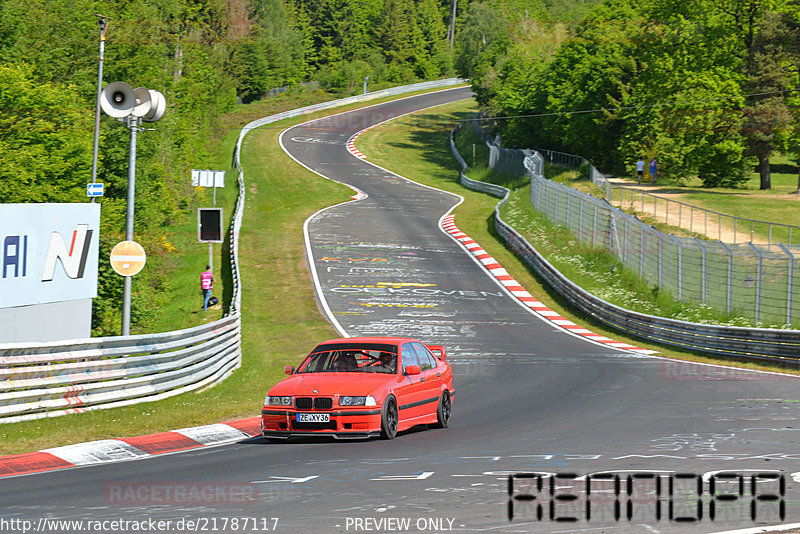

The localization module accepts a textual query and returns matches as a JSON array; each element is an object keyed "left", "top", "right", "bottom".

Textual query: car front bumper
[{"left": 261, "top": 407, "right": 382, "bottom": 439}]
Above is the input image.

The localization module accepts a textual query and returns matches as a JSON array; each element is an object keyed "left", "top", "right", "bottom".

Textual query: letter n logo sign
[{"left": 41, "top": 224, "right": 94, "bottom": 281}]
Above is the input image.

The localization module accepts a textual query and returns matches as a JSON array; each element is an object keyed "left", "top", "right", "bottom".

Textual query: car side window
[
  {"left": 412, "top": 342, "right": 436, "bottom": 371},
  {"left": 401, "top": 343, "right": 420, "bottom": 373}
]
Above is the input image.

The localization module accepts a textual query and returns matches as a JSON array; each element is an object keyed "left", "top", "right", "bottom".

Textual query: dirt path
[{"left": 604, "top": 178, "right": 799, "bottom": 245}]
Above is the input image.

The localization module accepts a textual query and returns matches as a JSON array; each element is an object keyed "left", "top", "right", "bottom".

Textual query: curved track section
[{"left": 2, "top": 88, "right": 800, "bottom": 534}]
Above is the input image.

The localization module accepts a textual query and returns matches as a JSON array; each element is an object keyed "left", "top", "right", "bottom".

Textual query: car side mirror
[
  {"left": 284, "top": 365, "right": 294, "bottom": 375},
  {"left": 404, "top": 365, "right": 421, "bottom": 375}
]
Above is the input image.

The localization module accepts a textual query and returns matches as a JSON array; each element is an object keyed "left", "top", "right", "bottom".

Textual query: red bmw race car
[{"left": 261, "top": 337, "right": 454, "bottom": 440}]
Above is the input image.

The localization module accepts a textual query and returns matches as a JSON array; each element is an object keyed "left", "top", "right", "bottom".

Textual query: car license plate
[{"left": 297, "top": 413, "right": 330, "bottom": 423}]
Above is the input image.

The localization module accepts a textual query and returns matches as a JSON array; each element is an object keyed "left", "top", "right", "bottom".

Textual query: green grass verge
[
  {"left": 355, "top": 99, "right": 800, "bottom": 377},
  {"left": 0, "top": 84, "right": 467, "bottom": 456},
  {"left": 453, "top": 123, "right": 800, "bottom": 328}
]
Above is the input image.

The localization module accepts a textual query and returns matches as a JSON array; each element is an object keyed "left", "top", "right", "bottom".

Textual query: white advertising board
[{"left": 0, "top": 203, "right": 100, "bottom": 309}]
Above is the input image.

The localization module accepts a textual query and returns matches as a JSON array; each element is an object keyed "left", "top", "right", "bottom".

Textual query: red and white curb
[
  {"left": 346, "top": 134, "right": 367, "bottom": 159},
  {"left": 345, "top": 129, "right": 370, "bottom": 197},
  {"left": 346, "top": 127, "right": 374, "bottom": 160},
  {"left": 0, "top": 417, "right": 261, "bottom": 478},
  {"left": 440, "top": 214, "right": 657, "bottom": 354}
]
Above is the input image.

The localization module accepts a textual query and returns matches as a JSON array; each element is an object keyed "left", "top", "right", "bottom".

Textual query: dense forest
[
  {"left": 2, "top": 0, "right": 797, "bottom": 334},
  {"left": 0, "top": 0, "right": 465, "bottom": 334},
  {"left": 457, "top": 0, "right": 800, "bottom": 187}
]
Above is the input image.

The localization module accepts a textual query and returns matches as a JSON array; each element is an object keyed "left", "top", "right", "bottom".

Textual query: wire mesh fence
[
  {"left": 607, "top": 186, "right": 800, "bottom": 246},
  {"left": 472, "top": 127, "right": 800, "bottom": 328}
]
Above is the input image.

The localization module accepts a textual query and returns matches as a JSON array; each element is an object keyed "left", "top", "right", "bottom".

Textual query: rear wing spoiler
[{"left": 426, "top": 345, "right": 447, "bottom": 361}]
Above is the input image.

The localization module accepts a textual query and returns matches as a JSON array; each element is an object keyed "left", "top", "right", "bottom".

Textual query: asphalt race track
[{"left": 3, "top": 87, "right": 800, "bottom": 534}]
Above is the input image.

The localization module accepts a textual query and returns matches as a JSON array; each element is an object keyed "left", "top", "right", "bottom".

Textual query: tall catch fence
[
  {"left": 0, "top": 79, "right": 465, "bottom": 424},
  {"left": 606, "top": 186, "right": 800, "bottom": 246},
  {"left": 451, "top": 123, "right": 800, "bottom": 362},
  {"left": 470, "top": 122, "right": 800, "bottom": 328}
]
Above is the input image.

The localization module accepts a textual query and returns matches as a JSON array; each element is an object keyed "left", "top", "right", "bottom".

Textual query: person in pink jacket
[{"left": 200, "top": 265, "right": 215, "bottom": 311}]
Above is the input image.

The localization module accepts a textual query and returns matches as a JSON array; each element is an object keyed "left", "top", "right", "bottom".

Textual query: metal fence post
[
  {"left": 668, "top": 234, "right": 683, "bottom": 301},
  {"left": 719, "top": 241, "right": 733, "bottom": 315},
  {"left": 607, "top": 205, "right": 623, "bottom": 259},
  {"left": 778, "top": 243, "right": 794, "bottom": 325},
  {"left": 554, "top": 183, "right": 560, "bottom": 223},
  {"left": 624, "top": 217, "right": 629, "bottom": 264},
  {"left": 692, "top": 238, "right": 708, "bottom": 304},
  {"left": 566, "top": 188, "right": 571, "bottom": 228},
  {"left": 640, "top": 226, "right": 645, "bottom": 277},
  {"left": 747, "top": 243, "right": 763, "bottom": 323},
  {"left": 658, "top": 233, "right": 664, "bottom": 290}
]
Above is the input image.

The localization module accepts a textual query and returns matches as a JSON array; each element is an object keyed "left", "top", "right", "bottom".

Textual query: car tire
[
  {"left": 433, "top": 390, "right": 451, "bottom": 428},
  {"left": 380, "top": 395, "right": 398, "bottom": 440}
]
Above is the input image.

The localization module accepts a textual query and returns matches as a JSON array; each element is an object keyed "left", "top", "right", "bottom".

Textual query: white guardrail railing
[
  {"left": 450, "top": 127, "right": 800, "bottom": 365},
  {"left": 0, "top": 79, "right": 465, "bottom": 424}
]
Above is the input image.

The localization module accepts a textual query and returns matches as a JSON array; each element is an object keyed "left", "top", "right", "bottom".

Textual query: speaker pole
[
  {"left": 91, "top": 15, "right": 110, "bottom": 205},
  {"left": 121, "top": 115, "right": 140, "bottom": 336}
]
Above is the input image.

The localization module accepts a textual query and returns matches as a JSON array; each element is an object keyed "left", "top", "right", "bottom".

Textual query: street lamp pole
[
  {"left": 100, "top": 81, "right": 166, "bottom": 336},
  {"left": 120, "top": 115, "right": 140, "bottom": 336},
  {"left": 90, "top": 15, "right": 110, "bottom": 204}
]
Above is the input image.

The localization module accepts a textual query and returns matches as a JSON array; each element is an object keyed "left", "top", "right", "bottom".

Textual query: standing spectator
[
  {"left": 636, "top": 158, "right": 645, "bottom": 183},
  {"left": 649, "top": 158, "right": 658, "bottom": 184},
  {"left": 200, "top": 265, "right": 215, "bottom": 311}
]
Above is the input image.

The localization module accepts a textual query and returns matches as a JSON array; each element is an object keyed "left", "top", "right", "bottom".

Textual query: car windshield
[{"left": 297, "top": 344, "right": 398, "bottom": 374}]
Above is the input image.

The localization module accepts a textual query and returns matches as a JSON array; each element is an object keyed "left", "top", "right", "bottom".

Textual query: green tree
[
  {"left": 233, "top": 0, "right": 305, "bottom": 102},
  {"left": 740, "top": 10, "right": 794, "bottom": 189},
  {"left": 0, "top": 63, "right": 92, "bottom": 203},
  {"left": 615, "top": 1, "right": 748, "bottom": 186},
  {"left": 454, "top": 0, "right": 511, "bottom": 107}
]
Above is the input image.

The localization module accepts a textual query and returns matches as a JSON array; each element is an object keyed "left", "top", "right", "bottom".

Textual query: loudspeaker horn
[
  {"left": 143, "top": 90, "right": 166, "bottom": 122},
  {"left": 100, "top": 81, "right": 135, "bottom": 118},
  {"left": 131, "top": 87, "right": 152, "bottom": 118}
]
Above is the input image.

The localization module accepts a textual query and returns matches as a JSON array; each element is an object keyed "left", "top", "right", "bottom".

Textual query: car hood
[{"left": 268, "top": 373, "right": 398, "bottom": 397}]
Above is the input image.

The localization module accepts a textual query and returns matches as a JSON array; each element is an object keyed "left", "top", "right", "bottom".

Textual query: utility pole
[
  {"left": 120, "top": 115, "right": 140, "bottom": 336},
  {"left": 90, "top": 15, "right": 111, "bottom": 204}
]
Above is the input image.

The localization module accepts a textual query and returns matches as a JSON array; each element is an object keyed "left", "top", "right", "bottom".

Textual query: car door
[
  {"left": 394, "top": 342, "right": 428, "bottom": 422},
  {"left": 411, "top": 342, "right": 444, "bottom": 416}
]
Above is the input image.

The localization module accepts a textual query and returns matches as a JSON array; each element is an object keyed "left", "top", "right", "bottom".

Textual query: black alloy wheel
[
  {"left": 380, "top": 395, "right": 398, "bottom": 439},
  {"left": 433, "top": 390, "right": 451, "bottom": 428}
]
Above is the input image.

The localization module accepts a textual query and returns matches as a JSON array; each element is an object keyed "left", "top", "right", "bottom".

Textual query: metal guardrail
[
  {"left": 0, "top": 79, "right": 465, "bottom": 424},
  {"left": 0, "top": 317, "right": 241, "bottom": 423},
  {"left": 450, "top": 127, "right": 800, "bottom": 364},
  {"left": 476, "top": 127, "right": 800, "bottom": 328}
]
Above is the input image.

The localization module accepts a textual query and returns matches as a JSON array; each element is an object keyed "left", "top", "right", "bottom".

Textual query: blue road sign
[{"left": 87, "top": 182, "right": 104, "bottom": 197}]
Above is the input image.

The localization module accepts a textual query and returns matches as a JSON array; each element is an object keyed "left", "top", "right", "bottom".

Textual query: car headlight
[
  {"left": 339, "top": 395, "right": 377, "bottom": 407},
  {"left": 265, "top": 395, "right": 292, "bottom": 406}
]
